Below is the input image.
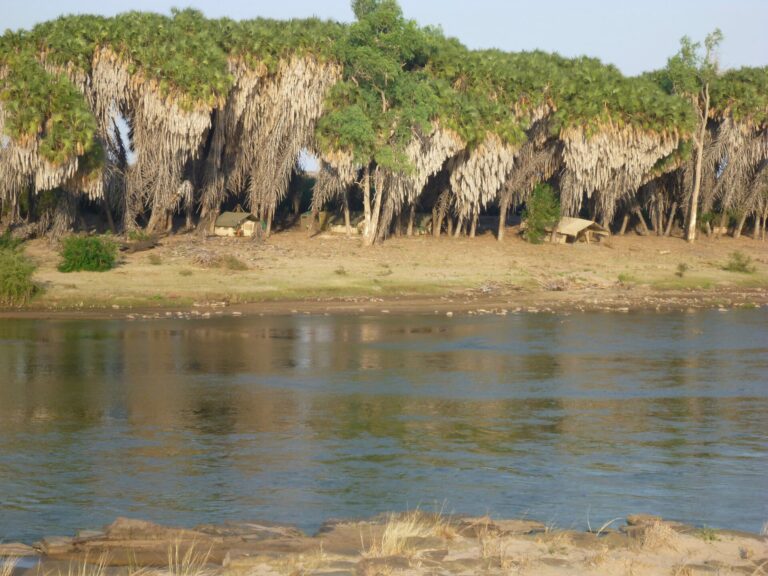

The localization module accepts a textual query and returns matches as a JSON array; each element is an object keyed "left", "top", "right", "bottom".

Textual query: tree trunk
[
  {"left": 633, "top": 206, "right": 649, "bottom": 235},
  {"left": 342, "top": 188, "right": 351, "bottom": 236},
  {"left": 497, "top": 195, "right": 509, "bottom": 241},
  {"left": 432, "top": 207, "right": 443, "bottom": 238},
  {"left": 446, "top": 215, "right": 453, "bottom": 237},
  {"left": 103, "top": 197, "right": 116, "bottom": 234},
  {"left": 361, "top": 165, "right": 372, "bottom": 244},
  {"left": 664, "top": 202, "right": 677, "bottom": 237},
  {"left": 453, "top": 214, "right": 464, "bottom": 238},
  {"left": 265, "top": 206, "right": 273, "bottom": 237},
  {"left": 733, "top": 212, "right": 747, "bottom": 239},
  {"left": 685, "top": 84, "right": 710, "bottom": 243},
  {"left": 753, "top": 214, "right": 762, "bottom": 240},
  {"left": 363, "top": 166, "right": 383, "bottom": 247},
  {"left": 469, "top": 210, "right": 478, "bottom": 238},
  {"left": 619, "top": 213, "right": 630, "bottom": 236},
  {"left": 406, "top": 204, "right": 415, "bottom": 236}
]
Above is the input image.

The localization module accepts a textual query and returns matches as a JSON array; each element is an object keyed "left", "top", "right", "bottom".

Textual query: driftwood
[{"left": 119, "top": 238, "right": 159, "bottom": 254}]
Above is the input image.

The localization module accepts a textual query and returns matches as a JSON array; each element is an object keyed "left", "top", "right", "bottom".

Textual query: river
[{"left": 1, "top": 309, "right": 766, "bottom": 542}]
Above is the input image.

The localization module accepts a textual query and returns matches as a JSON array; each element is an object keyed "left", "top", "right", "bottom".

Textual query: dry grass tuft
[
  {"left": 1, "top": 558, "right": 18, "bottom": 576},
  {"left": 167, "top": 542, "right": 212, "bottom": 576},
  {"left": 363, "top": 511, "right": 454, "bottom": 558},
  {"left": 282, "top": 543, "right": 327, "bottom": 576},
  {"left": 670, "top": 564, "right": 694, "bottom": 576},
  {"left": 43, "top": 554, "right": 109, "bottom": 576},
  {"left": 641, "top": 521, "right": 678, "bottom": 552}
]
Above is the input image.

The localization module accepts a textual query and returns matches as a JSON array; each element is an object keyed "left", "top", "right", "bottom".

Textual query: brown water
[{"left": 0, "top": 310, "right": 766, "bottom": 542}]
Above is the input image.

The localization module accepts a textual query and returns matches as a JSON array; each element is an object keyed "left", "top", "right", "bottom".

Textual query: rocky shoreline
[
  {"left": 2, "top": 513, "right": 766, "bottom": 576},
  {"left": 2, "top": 285, "right": 767, "bottom": 321}
]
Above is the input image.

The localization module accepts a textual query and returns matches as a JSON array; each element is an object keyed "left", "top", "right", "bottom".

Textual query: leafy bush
[
  {"left": 676, "top": 262, "right": 689, "bottom": 277},
  {"left": 522, "top": 183, "right": 560, "bottom": 244},
  {"left": 58, "top": 235, "right": 118, "bottom": 272},
  {"left": 722, "top": 251, "right": 756, "bottom": 274},
  {"left": 0, "top": 249, "right": 38, "bottom": 306}
]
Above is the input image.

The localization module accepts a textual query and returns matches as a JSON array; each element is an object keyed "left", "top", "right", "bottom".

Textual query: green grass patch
[
  {"left": 652, "top": 277, "right": 715, "bottom": 290},
  {"left": 58, "top": 235, "right": 118, "bottom": 272},
  {"left": 618, "top": 272, "right": 639, "bottom": 284},
  {"left": 0, "top": 230, "right": 23, "bottom": 251}
]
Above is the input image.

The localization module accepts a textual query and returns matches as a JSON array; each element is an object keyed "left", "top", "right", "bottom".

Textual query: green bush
[
  {"left": 58, "top": 235, "right": 118, "bottom": 272},
  {"left": 0, "top": 248, "right": 38, "bottom": 306},
  {"left": 722, "top": 251, "right": 756, "bottom": 274},
  {"left": 522, "top": 183, "right": 560, "bottom": 244}
]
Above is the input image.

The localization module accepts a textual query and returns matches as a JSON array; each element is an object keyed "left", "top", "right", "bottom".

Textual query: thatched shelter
[
  {"left": 549, "top": 217, "right": 610, "bottom": 244},
  {"left": 213, "top": 212, "right": 259, "bottom": 237}
]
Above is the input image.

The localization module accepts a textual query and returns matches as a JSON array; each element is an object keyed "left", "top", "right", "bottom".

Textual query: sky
[{"left": 3, "top": 0, "right": 767, "bottom": 76}]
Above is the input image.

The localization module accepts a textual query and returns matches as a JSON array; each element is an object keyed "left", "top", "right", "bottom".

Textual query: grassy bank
[{"left": 4, "top": 229, "right": 768, "bottom": 316}]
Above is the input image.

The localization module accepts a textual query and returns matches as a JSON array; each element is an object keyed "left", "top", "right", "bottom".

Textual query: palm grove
[{"left": 0, "top": 1, "right": 766, "bottom": 245}]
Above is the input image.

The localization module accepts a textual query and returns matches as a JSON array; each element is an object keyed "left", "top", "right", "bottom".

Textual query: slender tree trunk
[
  {"left": 103, "top": 197, "right": 116, "bottom": 233},
  {"left": 454, "top": 214, "right": 464, "bottom": 238},
  {"left": 407, "top": 204, "right": 415, "bottom": 236},
  {"left": 498, "top": 195, "right": 509, "bottom": 241},
  {"left": 446, "top": 215, "right": 453, "bottom": 237},
  {"left": 733, "top": 212, "right": 747, "bottom": 239},
  {"left": 265, "top": 206, "right": 273, "bottom": 237},
  {"left": 664, "top": 202, "right": 678, "bottom": 237},
  {"left": 469, "top": 210, "right": 478, "bottom": 238},
  {"left": 633, "top": 206, "right": 649, "bottom": 235},
  {"left": 362, "top": 165, "right": 372, "bottom": 244},
  {"left": 341, "top": 188, "right": 351, "bottom": 236},
  {"left": 363, "top": 166, "right": 384, "bottom": 246},
  {"left": 753, "top": 214, "right": 762, "bottom": 240},
  {"left": 619, "top": 212, "right": 630, "bottom": 236},
  {"left": 686, "top": 84, "right": 710, "bottom": 243}
]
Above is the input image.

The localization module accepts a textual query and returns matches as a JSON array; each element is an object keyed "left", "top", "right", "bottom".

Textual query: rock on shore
[{"left": 2, "top": 513, "right": 767, "bottom": 575}]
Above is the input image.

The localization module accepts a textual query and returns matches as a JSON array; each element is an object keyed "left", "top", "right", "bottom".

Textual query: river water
[{"left": 0, "top": 310, "right": 766, "bottom": 542}]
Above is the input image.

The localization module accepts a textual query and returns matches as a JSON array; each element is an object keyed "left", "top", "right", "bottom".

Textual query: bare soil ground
[{"left": 6, "top": 225, "right": 768, "bottom": 317}]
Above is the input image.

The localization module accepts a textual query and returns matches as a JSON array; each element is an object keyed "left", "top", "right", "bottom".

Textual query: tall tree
[
  {"left": 663, "top": 30, "right": 723, "bottom": 243},
  {"left": 316, "top": 0, "right": 439, "bottom": 245}
]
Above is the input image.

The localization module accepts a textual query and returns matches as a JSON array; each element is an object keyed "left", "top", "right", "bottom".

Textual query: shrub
[
  {"left": 58, "top": 236, "right": 118, "bottom": 272},
  {"left": 722, "top": 251, "right": 756, "bottom": 274},
  {"left": 221, "top": 255, "right": 248, "bottom": 271},
  {"left": 0, "top": 249, "right": 38, "bottom": 306},
  {"left": 676, "top": 262, "right": 689, "bottom": 277},
  {"left": 148, "top": 253, "right": 162, "bottom": 265},
  {"left": 522, "top": 183, "right": 560, "bottom": 244}
]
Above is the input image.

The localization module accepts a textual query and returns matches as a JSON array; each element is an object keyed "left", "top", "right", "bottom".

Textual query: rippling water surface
[{"left": 1, "top": 310, "right": 766, "bottom": 542}]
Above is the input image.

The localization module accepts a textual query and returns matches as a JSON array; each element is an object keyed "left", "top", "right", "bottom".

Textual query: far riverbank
[{"left": 3, "top": 229, "right": 768, "bottom": 318}]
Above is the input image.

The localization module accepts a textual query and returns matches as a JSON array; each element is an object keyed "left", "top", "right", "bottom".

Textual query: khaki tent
[
  {"left": 549, "top": 217, "right": 610, "bottom": 244},
  {"left": 214, "top": 212, "right": 259, "bottom": 237}
]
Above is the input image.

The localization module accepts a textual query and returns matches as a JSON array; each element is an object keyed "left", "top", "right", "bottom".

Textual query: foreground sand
[
  {"left": 5, "top": 227, "right": 768, "bottom": 317},
  {"left": 2, "top": 513, "right": 767, "bottom": 576}
]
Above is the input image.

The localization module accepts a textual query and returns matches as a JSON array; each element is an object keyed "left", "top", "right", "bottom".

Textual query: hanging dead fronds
[{"left": 560, "top": 124, "right": 680, "bottom": 223}]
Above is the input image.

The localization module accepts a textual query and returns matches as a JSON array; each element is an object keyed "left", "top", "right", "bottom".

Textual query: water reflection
[{"left": 0, "top": 311, "right": 766, "bottom": 542}]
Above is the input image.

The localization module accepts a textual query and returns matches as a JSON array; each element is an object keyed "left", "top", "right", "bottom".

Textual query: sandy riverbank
[
  {"left": 3, "top": 228, "right": 768, "bottom": 318},
  {"left": 1, "top": 513, "right": 766, "bottom": 576}
]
